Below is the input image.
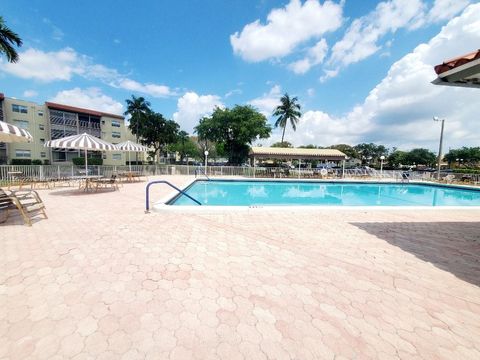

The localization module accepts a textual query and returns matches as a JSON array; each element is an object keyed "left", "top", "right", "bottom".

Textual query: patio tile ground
[{"left": 1, "top": 176, "right": 480, "bottom": 359}]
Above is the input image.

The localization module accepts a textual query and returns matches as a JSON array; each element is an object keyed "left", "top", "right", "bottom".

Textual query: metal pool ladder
[
  {"left": 145, "top": 180, "right": 201, "bottom": 212},
  {"left": 194, "top": 167, "right": 210, "bottom": 180}
]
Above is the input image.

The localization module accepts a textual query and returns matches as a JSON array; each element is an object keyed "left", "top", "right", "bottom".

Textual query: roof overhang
[
  {"left": 432, "top": 50, "right": 480, "bottom": 89},
  {"left": 45, "top": 102, "right": 125, "bottom": 120}
]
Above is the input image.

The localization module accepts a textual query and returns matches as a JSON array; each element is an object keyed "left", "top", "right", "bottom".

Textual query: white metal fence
[{"left": 0, "top": 164, "right": 478, "bottom": 186}]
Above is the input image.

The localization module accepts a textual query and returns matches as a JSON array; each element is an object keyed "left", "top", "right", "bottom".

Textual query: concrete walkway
[{"left": 1, "top": 176, "right": 480, "bottom": 359}]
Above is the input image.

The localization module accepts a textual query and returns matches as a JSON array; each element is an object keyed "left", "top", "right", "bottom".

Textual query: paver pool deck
[{"left": 1, "top": 175, "right": 480, "bottom": 359}]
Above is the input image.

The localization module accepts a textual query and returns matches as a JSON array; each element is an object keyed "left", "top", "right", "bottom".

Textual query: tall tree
[
  {"left": 328, "top": 144, "right": 358, "bottom": 159},
  {"left": 195, "top": 105, "right": 271, "bottom": 165},
  {"left": 0, "top": 16, "right": 22, "bottom": 63},
  {"left": 272, "top": 93, "right": 302, "bottom": 143},
  {"left": 136, "top": 112, "right": 179, "bottom": 163},
  {"left": 169, "top": 131, "right": 199, "bottom": 163},
  {"left": 124, "top": 95, "right": 151, "bottom": 138},
  {"left": 405, "top": 148, "right": 437, "bottom": 167},
  {"left": 271, "top": 141, "right": 293, "bottom": 148}
]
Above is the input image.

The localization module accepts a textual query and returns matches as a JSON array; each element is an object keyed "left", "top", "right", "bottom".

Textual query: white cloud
[
  {"left": 281, "top": 3, "right": 480, "bottom": 150},
  {"left": 225, "top": 89, "right": 242, "bottom": 98},
  {"left": 0, "top": 47, "right": 175, "bottom": 98},
  {"left": 173, "top": 92, "right": 224, "bottom": 133},
  {"left": 289, "top": 38, "right": 328, "bottom": 74},
  {"left": 427, "top": 0, "right": 471, "bottom": 23},
  {"left": 2, "top": 48, "right": 83, "bottom": 81},
  {"left": 248, "top": 85, "right": 282, "bottom": 116},
  {"left": 23, "top": 90, "right": 38, "bottom": 98},
  {"left": 307, "top": 88, "right": 315, "bottom": 97},
  {"left": 329, "top": 0, "right": 425, "bottom": 68},
  {"left": 230, "top": 0, "right": 342, "bottom": 62},
  {"left": 50, "top": 87, "right": 124, "bottom": 115},
  {"left": 42, "top": 18, "right": 64, "bottom": 41},
  {"left": 319, "top": 68, "right": 339, "bottom": 82}
]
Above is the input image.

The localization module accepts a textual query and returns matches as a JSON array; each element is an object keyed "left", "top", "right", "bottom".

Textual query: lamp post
[
  {"left": 433, "top": 116, "right": 445, "bottom": 181},
  {"left": 204, "top": 150, "right": 209, "bottom": 175},
  {"left": 380, "top": 155, "right": 385, "bottom": 176}
]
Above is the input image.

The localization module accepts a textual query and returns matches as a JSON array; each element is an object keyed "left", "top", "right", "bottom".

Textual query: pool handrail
[
  {"left": 145, "top": 180, "right": 201, "bottom": 212},
  {"left": 194, "top": 167, "right": 210, "bottom": 180}
]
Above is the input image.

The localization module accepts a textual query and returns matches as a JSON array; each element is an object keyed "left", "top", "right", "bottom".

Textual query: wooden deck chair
[{"left": 0, "top": 189, "right": 47, "bottom": 226}]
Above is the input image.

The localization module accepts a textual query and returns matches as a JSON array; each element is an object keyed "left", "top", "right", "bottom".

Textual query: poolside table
[{"left": 76, "top": 175, "right": 103, "bottom": 191}]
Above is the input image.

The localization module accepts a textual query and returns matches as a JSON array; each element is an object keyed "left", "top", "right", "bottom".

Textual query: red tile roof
[
  {"left": 434, "top": 49, "right": 480, "bottom": 75},
  {"left": 45, "top": 102, "right": 124, "bottom": 120}
]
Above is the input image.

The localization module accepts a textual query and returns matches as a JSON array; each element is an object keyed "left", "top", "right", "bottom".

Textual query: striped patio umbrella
[
  {"left": 45, "top": 133, "right": 118, "bottom": 175},
  {"left": 0, "top": 120, "right": 33, "bottom": 143},
  {"left": 116, "top": 140, "right": 149, "bottom": 172}
]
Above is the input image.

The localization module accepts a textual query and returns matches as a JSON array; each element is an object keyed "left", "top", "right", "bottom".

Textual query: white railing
[{"left": 1, "top": 164, "right": 478, "bottom": 186}]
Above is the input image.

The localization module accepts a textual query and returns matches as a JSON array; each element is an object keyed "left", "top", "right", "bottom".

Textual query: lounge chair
[
  {"left": 92, "top": 175, "right": 119, "bottom": 191},
  {"left": 443, "top": 174, "right": 455, "bottom": 184},
  {"left": 0, "top": 188, "right": 47, "bottom": 226}
]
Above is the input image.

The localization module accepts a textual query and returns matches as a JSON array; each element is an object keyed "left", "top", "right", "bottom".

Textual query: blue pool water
[{"left": 168, "top": 180, "right": 480, "bottom": 206}]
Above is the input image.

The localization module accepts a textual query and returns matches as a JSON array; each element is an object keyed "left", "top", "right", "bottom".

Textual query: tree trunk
[{"left": 281, "top": 125, "right": 286, "bottom": 143}]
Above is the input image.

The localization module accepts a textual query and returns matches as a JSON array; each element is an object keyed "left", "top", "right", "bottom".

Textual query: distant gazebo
[{"left": 249, "top": 147, "right": 347, "bottom": 176}]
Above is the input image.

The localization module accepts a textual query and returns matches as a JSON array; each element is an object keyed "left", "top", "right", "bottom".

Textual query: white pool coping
[{"left": 152, "top": 177, "right": 480, "bottom": 212}]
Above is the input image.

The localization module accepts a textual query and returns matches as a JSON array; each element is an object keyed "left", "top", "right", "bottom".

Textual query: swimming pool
[{"left": 167, "top": 180, "right": 480, "bottom": 207}]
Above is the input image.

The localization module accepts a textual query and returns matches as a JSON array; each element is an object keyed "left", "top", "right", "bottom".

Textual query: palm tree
[
  {"left": 273, "top": 93, "right": 302, "bottom": 144},
  {"left": 124, "top": 95, "right": 151, "bottom": 163},
  {"left": 124, "top": 95, "right": 151, "bottom": 137},
  {"left": 0, "top": 16, "right": 22, "bottom": 63}
]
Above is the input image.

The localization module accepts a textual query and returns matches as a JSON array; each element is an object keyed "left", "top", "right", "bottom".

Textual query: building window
[
  {"left": 12, "top": 104, "right": 28, "bottom": 113},
  {"left": 37, "top": 111, "right": 44, "bottom": 116},
  {"left": 39, "top": 124, "right": 45, "bottom": 130},
  {"left": 14, "top": 120, "right": 29, "bottom": 129},
  {"left": 112, "top": 120, "right": 121, "bottom": 127},
  {"left": 112, "top": 153, "right": 122, "bottom": 161},
  {"left": 102, "top": 153, "right": 107, "bottom": 159},
  {"left": 40, "top": 138, "right": 45, "bottom": 144},
  {"left": 40, "top": 152, "right": 46, "bottom": 158},
  {"left": 15, "top": 149, "right": 31, "bottom": 158},
  {"left": 112, "top": 131, "right": 121, "bottom": 138},
  {"left": 101, "top": 120, "right": 105, "bottom": 125}
]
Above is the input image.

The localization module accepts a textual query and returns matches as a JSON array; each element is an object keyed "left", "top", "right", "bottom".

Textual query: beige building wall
[
  {"left": 3, "top": 97, "right": 48, "bottom": 163},
  {"left": 1, "top": 95, "right": 139, "bottom": 166}
]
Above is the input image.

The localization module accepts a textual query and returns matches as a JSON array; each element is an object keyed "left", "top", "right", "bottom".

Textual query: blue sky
[{"left": 1, "top": 0, "right": 479, "bottom": 150}]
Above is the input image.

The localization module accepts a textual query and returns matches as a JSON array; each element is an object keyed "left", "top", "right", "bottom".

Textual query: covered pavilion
[{"left": 249, "top": 146, "right": 347, "bottom": 176}]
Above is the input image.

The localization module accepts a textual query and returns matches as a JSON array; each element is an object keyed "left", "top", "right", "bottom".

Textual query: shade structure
[
  {"left": 115, "top": 140, "right": 149, "bottom": 171},
  {"left": 45, "top": 133, "right": 118, "bottom": 174},
  {"left": 432, "top": 49, "right": 480, "bottom": 89},
  {"left": 0, "top": 120, "right": 33, "bottom": 143}
]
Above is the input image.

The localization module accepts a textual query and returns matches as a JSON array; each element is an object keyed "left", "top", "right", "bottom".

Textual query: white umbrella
[
  {"left": 45, "top": 133, "right": 117, "bottom": 175},
  {"left": 115, "top": 140, "right": 149, "bottom": 172},
  {"left": 0, "top": 120, "right": 33, "bottom": 143}
]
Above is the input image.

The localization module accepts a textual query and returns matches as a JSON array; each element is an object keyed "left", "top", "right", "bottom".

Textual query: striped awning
[
  {"left": 115, "top": 140, "right": 149, "bottom": 152},
  {"left": 0, "top": 120, "right": 33, "bottom": 143},
  {"left": 45, "top": 133, "right": 117, "bottom": 151}
]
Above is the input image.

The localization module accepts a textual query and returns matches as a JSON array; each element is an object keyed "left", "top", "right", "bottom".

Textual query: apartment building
[{"left": 0, "top": 93, "right": 138, "bottom": 165}]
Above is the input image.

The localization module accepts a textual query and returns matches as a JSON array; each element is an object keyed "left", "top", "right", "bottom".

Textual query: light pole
[
  {"left": 204, "top": 150, "right": 209, "bottom": 175},
  {"left": 433, "top": 116, "right": 445, "bottom": 181},
  {"left": 380, "top": 155, "right": 385, "bottom": 176}
]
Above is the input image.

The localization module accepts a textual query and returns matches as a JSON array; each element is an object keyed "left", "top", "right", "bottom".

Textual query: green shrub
[
  {"left": 126, "top": 161, "right": 143, "bottom": 165},
  {"left": 453, "top": 168, "right": 480, "bottom": 174},
  {"left": 43, "top": 159, "right": 50, "bottom": 165},
  {"left": 72, "top": 157, "right": 103, "bottom": 166},
  {"left": 31, "top": 159, "right": 42, "bottom": 165},
  {"left": 10, "top": 159, "right": 32, "bottom": 165}
]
